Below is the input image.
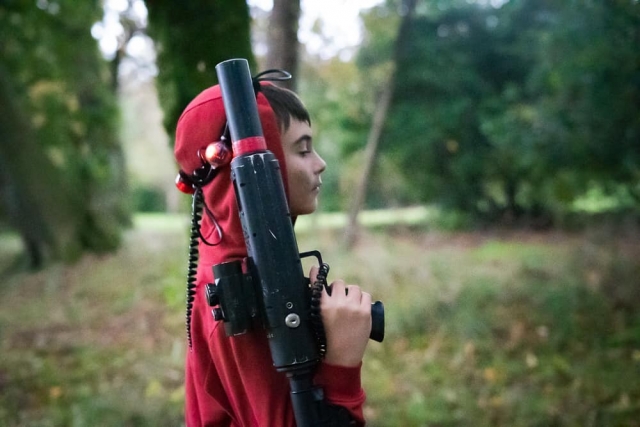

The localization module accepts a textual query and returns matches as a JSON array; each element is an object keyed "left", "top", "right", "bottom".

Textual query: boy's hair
[{"left": 260, "top": 84, "right": 311, "bottom": 132}]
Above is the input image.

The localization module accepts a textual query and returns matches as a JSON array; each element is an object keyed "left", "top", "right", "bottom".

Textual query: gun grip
[{"left": 370, "top": 301, "right": 385, "bottom": 342}]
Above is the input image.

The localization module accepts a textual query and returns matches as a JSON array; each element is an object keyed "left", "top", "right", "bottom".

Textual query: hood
[{"left": 174, "top": 82, "right": 289, "bottom": 266}]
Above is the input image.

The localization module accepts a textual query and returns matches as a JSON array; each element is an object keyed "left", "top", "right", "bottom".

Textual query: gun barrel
[
  {"left": 216, "top": 59, "right": 319, "bottom": 372},
  {"left": 215, "top": 59, "right": 267, "bottom": 156}
]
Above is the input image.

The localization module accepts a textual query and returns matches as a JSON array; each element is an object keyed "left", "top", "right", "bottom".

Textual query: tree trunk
[
  {"left": 265, "top": 0, "right": 301, "bottom": 91},
  {"left": 343, "top": 0, "right": 417, "bottom": 248},
  {"left": 343, "top": 84, "right": 395, "bottom": 247}
]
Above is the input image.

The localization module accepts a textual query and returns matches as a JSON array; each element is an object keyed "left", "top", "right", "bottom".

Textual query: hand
[{"left": 310, "top": 266, "right": 372, "bottom": 367}]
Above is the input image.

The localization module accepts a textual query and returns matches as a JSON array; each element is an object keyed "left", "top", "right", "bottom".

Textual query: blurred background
[{"left": 1, "top": 0, "right": 639, "bottom": 425}]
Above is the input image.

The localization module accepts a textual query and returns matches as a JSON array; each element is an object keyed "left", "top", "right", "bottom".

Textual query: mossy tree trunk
[{"left": 146, "top": 0, "right": 255, "bottom": 140}]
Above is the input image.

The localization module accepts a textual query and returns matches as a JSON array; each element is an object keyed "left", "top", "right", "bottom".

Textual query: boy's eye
[{"left": 299, "top": 140, "right": 312, "bottom": 155}]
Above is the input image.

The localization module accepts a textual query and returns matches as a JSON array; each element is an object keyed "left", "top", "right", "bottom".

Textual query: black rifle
[{"left": 206, "top": 58, "right": 384, "bottom": 426}]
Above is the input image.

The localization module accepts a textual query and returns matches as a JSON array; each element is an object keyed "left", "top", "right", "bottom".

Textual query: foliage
[
  {"left": 299, "top": 56, "right": 377, "bottom": 211},
  {"left": 131, "top": 185, "right": 167, "bottom": 212},
  {"left": 347, "top": 0, "right": 640, "bottom": 223},
  {"left": 146, "top": 0, "right": 255, "bottom": 139},
  {"left": 1, "top": 216, "right": 639, "bottom": 425},
  {"left": 0, "top": 0, "right": 129, "bottom": 266}
]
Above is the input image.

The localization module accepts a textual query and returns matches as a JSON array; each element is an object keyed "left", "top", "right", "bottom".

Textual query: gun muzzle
[{"left": 215, "top": 58, "right": 267, "bottom": 156}]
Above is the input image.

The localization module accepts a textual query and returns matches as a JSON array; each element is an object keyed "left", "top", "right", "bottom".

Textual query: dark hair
[{"left": 260, "top": 84, "right": 311, "bottom": 132}]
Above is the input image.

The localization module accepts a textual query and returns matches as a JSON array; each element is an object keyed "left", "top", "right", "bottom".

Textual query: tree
[
  {"left": 343, "top": 0, "right": 417, "bottom": 247},
  {"left": 0, "top": 1, "right": 129, "bottom": 268},
  {"left": 352, "top": 0, "right": 640, "bottom": 223},
  {"left": 146, "top": 0, "right": 255, "bottom": 139},
  {"left": 529, "top": 0, "right": 640, "bottom": 204}
]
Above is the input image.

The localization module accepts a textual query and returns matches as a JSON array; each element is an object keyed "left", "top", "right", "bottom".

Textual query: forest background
[{"left": 0, "top": 0, "right": 639, "bottom": 426}]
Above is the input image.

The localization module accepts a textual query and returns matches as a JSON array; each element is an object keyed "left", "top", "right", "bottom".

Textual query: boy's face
[{"left": 281, "top": 119, "right": 326, "bottom": 216}]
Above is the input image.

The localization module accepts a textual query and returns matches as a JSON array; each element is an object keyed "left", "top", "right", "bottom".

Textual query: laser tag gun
[{"left": 206, "top": 58, "right": 384, "bottom": 426}]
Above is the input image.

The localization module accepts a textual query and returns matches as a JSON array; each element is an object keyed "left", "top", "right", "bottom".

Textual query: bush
[{"left": 132, "top": 185, "right": 166, "bottom": 213}]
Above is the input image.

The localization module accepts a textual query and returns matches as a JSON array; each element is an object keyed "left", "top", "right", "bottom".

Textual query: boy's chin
[{"left": 291, "top": 202, "right": 318, "bottom": 217}]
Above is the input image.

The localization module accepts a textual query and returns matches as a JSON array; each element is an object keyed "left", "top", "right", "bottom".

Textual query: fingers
[
  {"left": 309, "top": 265, "right": 319, "bottom": 284},
  {"left": 320, "top": 279, "right": 373, "bottom": 367},
  {"left": 321, "top": 280, "right": 346, "bottom": 301},
  {"left": 345, "top": 285, "right": 362, "bottom": 302},
  {"left": 360, "top": 290, "right": 372, "bottom": 307},
  {"left": 323, "top": 281, "right": 371, "bottom": 307},
  {"left": 330, "top": 280, "right": 346, "bottom": 295}
]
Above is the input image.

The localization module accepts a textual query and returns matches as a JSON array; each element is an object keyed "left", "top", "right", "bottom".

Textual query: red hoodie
[{"left": 175, "top": 84, "right": 366, "bottom": 426}]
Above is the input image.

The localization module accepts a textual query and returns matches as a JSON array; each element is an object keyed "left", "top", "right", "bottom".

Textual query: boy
[{"left": 174, "top": 80, "right": 372, "bottom": 426}]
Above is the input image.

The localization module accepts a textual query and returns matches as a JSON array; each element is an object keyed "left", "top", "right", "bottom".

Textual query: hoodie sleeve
[{"left": 314, "top": 361, "right": 366, "bottom": 426}]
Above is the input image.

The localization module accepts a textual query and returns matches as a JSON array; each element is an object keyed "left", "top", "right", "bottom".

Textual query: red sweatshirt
[
  {"left": 184, "top": 261, "right": 366, "bottom": 426},
  {"left": 175, "top": 84, "right": 366, "bottom": 426}
]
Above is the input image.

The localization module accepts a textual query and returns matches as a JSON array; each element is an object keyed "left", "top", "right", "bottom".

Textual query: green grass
[
  {"left": 1, "top": 215, "right": 639, "bottom": 426},
  {"left": 299, "top": 206, "right": 437, "bottom": 230}
]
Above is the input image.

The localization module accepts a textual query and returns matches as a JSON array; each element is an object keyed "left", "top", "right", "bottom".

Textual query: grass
[
  {"left": 0, "top": 223, "right": 188, "bottom": 426},
  {"left": 1, "top": 214, "right": 639, "bottom": 426}
]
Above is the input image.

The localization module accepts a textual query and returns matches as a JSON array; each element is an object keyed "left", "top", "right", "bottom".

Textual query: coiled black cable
[
  {"left": 310, "top": 263, "right": 330, "bottom": 359},
  {"left": 185, "top": 188, "right": 205, "bottom": 349}
]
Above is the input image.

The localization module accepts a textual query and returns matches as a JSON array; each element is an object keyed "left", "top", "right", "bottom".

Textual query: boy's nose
[{"left": 315, "top": 154, "right": 326, "bottom": 174}]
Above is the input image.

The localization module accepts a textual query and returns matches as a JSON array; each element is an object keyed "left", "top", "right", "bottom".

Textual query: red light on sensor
[
  {"left": 175, "top": 173, "right": 195, "bottom": 194},
  {"left": 203, "top": 141, "right": 231, "bottom": 168}
]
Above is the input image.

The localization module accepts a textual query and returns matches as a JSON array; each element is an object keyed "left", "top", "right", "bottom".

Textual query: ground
[{"left": 1, "top": 214, "right": 639, "bottom": 426}]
